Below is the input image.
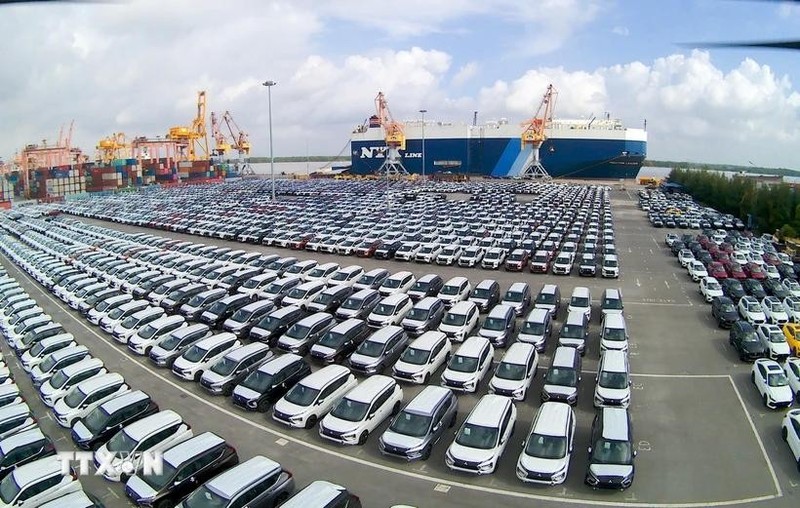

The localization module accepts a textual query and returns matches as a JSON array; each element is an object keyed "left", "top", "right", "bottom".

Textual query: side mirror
[
  {"left": 315, "top": 399, "right": 325, "bottom": 406},
  {"left": 633, "top": 450, "right": 638, "bottom": 458},
  {"left": 587, "top": 446, "right": 593, "bottom": 454}
]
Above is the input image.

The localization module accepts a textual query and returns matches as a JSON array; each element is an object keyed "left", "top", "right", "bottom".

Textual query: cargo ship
[{"left": 350, "top": 116, "right": 647, "bottom": 179}]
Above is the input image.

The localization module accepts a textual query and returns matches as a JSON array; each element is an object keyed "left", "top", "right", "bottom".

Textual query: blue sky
[{"left": 1, "top": 0, "right": 799, "bottom": 169}]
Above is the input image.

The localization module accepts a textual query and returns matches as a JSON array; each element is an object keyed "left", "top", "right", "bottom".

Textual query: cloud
[
  {"left": 612, "top": 26, "right": 629, "bottom": 36},
  {"left": 452, "top": 62, "right": 479, "bottom": 87}
]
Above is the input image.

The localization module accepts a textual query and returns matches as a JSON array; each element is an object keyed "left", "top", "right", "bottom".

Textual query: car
[
  {"left": 458, "top": 246, "right": 485, "bottom": 268},
  {"left": 783, "top": 358, "right": 800, "bottom": 403},
  {"left": 738, "top": 295, "right": 766, "bottom": 325},
  {"left": 232, "top": 354, "right": 312, "bottom": 412},
  {"left": 711, "top": 296, "right": 739, "bottom": 328},
  {"left": 761, "top": 296, "right": 790, "bottom": 325},
  {"left": 678, "top": 249, "right": 694, "bottom": 268},
  {"left": 200, "top": 342, "right": 273, "bottom": 395},
  {"left": 440, "top": 336, "right": 494, "bottom": 393},
  {"left": 516, "top": 402, "right": 575, "bottom": 485},
  {"left": 584, "top": 408, "right": 636, "bottom": 489},
  {"left": 726, "top": 262, "right": 747, "bottom": 280},
  {"left": 784, "top": 279, "right": 800, "bottom": 298},
  {"left": 69, "top": 389, "right": 159, "bottom": 451},
  {"left": 445, "top": 394, "right": 516, "bottom": 475},
  {"left": 504, "top": 249, "right": 529, "bottom": 271},
  {"left": 500, "top": 282, "right": 531, "bottom": 317},
  {"left": 721, "top": 278, "right": 746, "bottom": 303},
  {"left": 0, "top": 456, "right": 82, "bottom": 507},
  {"left": 751, "top": 358, "right": 793, "bottom": 409},
  {"left": 392, "top": 331, "right": 452, "bottom": 385},
  {"left": 529, "top": 250, "right": 552, "bottom": 273},
  {"left": 378, "top": 271, "right": 416, "bottom": 297},
  {"left": 319, "top": 375, "right": 403, "bottom": 445},
  {"left": 437, "top": 276, "right": 471, "bottom": 308},
  {"left": 600, "top": 254, "right": 620, "bottom": 278},
  {"left": 687, "top": 260, "right": 708, "bottom": 282},
  {"left": 480, "top": 248, "right": 507, "bottom": 270},
  {"left": 280, "top": 481, "right": 362, "bottom": 508},
  {"left": 699, "top": 277, "right": 723, "bottom": 303},
  {"left": 400, "top": 297, "right": 445, "bottom": 338},
  {"left": 272, "top": 365, "right": 358, "bottom": 429},
  {"left": 172, "top": 333, "right": 242, "bottom": 382},
  {"left": 468, "top": 279, "right": 501, "bottom": 313},
  {"left": 435, "top": 245, "right": 463, "bottom": 265},
  {"left": 780, "top": 409, "right": 800, "bottom": 472},
  {"left": 487, "top": 342, "right": 538, "bottom": 401},
  {"left": 756, "top": 324, "right": 792, "bottom": 362},
  {"left": 785, "top": 296, "right": 800, "bottom": 323},
  {"left": 707, "top": 261, "right": 728, "bottom": 280}
]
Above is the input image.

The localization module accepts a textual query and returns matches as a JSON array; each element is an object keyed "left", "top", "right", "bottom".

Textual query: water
[{"left": 244, "top": 161, "right": 342, "bottom": 176}]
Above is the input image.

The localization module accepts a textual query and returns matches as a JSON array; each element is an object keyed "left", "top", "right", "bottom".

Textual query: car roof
[
  {"left": 259, "top": 353, "right": 304, "bottom": 375},
  {"left": 350, "top": 288, "right": 379, "bottom": 300},
  {"left": 365, "top": 325, "right": 404, "bottom": 344},
  {"left": 417, "top": 274, "right": 442, "bottom": 283},
  {"left": 363, "top": 268, "right": 389, "bottom": 277},
  {"left": 444, "top": 276, "right": 469, "bottom": 286},
  {"left": 194, "top": 332, "right": 237, "bottom": 350},
  {"left": 342, "top": 375, "right": 395, "bottom": 403},
  {"left": 487, "top": 304, "right": 515, "bottom": 318},
  {"left": 533, "top": 402, "right": 572, "bottom": 437},
  {"left": 456, "top": 336, "right": 490, "bottom": 357},
  {"left": 552, "top": 346, "right": 578, "bottom": 366},
  {"left": 60, "top": 357, "right": 104, "bottom": 376},
  {"left": 388, "top": 270, "right": 413, "bottom": 279},
  {"left": 281, "top": 481, "right": 347, "bottom": 507},
  {"left": 600, "top": 407, "right": 630, "bottom": 441},
  {"left": 75, "top": 372, "right": 124, "bottom": 393},
  {"left": 448, "top": 300, "right": 477, "bottom": 315},
  {"left": 404, "top": 385, "right": 452, "bottom": 416},
  {"left": 163, "top": 432, "right": 226, "bottom": 466},
  {"left": 300, "top": 365, "right": 350, "bottom": 390},
  {"left": 0, "top": 402, "right": 31, "bottom": 421},
  {"left": 205, "top": 455, "right": 282, "bottom": 499},
  {"left": 500, "top": 342, "right": 535, "bottom": 365},
  {"left": 240, "top": 300, "right": 274, "bottom": 312},
  {"left": 295, "top": 312, "right": 333, "bottom": 327},
  {"left": 224, "top": 342, "right": 269, "bottom": 362},
  {"left": 409, "top": 331, "right": 447, "bottom": 350},
  {"left": 0, "top": 428, "right": 46, "bottom": 454},
  {"left": 474, "top": 279, "right": 498, "bottom": 290},
  {"left": 97, "top": 389, "right": 149, "bottom": 414},
  {"left": 124, "top": 410, "right": 183, "bottom": 440},
  {"left": 330, "top": 318, "right": 365, "bottom": 334},
  {"left": 11, "top": 456, "right": 63, "bottom": 486},
  {"left": 148, "top": 314, "right": 185, "bottom": 327},
  {"left": 466, "top": 394, "right": 511, "bottom": 427},
  {"left": 379, "top": 293, "right": 409, "bottom": 306}
]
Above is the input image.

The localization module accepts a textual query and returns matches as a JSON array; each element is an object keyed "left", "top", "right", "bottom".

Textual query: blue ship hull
[{"left": 350, "top": 136, "right": 647, "bottom": 179}]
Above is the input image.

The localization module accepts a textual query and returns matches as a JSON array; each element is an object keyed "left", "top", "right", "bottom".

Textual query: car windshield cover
[
  {"left": 330, "top": 398, "right": 370, "bottom": 422},
  {"left": 483, "top": 317, "right": 507, "bottom": 331},
  {"left": 182, "top": 485, "right": 230, "bottom": 508},
  {"left": 768, "top": 372, "right": 788, "bottom": 387},
  {"left": 286, "top": 324, "right": 311, "bottom": 340},
  {"left": 504, "top": 291, "right": 523, "bottom": 303},
  {"left": 448, "top": 354, "right": 478, "bottom": 373},
  {"left": 211, "top": 356, "right": 238, "bottom": 376},
  {"left": 389, "top": 411, "right": 431, "bottom": 438},
  {"left": 570, "top": 297, "right": 589, "bottom": 308},
  {"left": 525, "top": 433, "right": 567, "bottom": 459},
  {"left": 356, "top": 340, "right": 385, "bottom": 357},
  {"left": 242, "top": 369, "right": 273, "bottom": 392},
  {"left": 442, "top": 312, "right": 467, "bottom": 326},
  {"left": 284, "top": 383, "right": 320, "bottom": 406},
  {"left": 182, "top": 345, "right": 209, "bottom": 363},
  {"left": 591, "top": 439, "right": 632, "bottom": 465},
  {"left": 230, "top": 308, "right": 253, "bottom": 324},
  {"left": 546, "top": 367, "right": 577, "bottom": 386},
  {"left": 599, "top": 371, "right": 629, "bottom": 389},
  {"left": 399, "top": 347, "right": 429, "bottom": 365},
  {"left": 383, "top": 278, "right": 403, "bottom": 289},
  {"left": 455, "top": 423, "right": 498, "bottom": 450},
  {"left": 495, "top": 362, "right": 527, "bottom": 381}
]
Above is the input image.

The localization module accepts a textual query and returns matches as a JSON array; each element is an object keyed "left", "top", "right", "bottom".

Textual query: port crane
[
  {"left": 374, "top": 91, "right": 408, "bottom": 176},
  {"left": 167, "top": 91, "right": 209, "bottom": 161},
  {"left": 519, "top": 84, "right": 558, "bottom": 179},
  {"left": 96, "top": 132, "right": 130, "bottom": 164},
  {"left": 211, "top": 111, "right": 251, "bottom": 156}
]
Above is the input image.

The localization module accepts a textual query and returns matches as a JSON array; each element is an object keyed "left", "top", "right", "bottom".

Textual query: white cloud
[
  {"left": 612, "top": 26, "right": 629, "bottom": 36},
  {"left": 452, "top": 62, "right": 479, "bottom": 86}
]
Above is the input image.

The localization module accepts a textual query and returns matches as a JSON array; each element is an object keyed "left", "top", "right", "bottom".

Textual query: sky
[{"left": 1, "top": 0, "right": 800, "bottom": 169}]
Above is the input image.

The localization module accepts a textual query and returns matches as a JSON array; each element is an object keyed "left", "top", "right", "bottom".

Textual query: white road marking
[
  {"left": 106, "top": 488, "right": 120, "bottom": 499},
  {"left": 4, "top": 258, "right": 786, "bottom": 508},
  {"left": 664, "top": 280, "right": 670, "bottom": 289},
  {"left": 434, "top": 484, "right": 451, "bottom": 494},
  {"left": 635, "top": 278, "right": 641, "bottom": 287},
  {"left": 276, "top": 438, "right": 289, "bottom": 446}
]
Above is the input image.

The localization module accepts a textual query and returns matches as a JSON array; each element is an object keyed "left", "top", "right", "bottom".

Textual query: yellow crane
[
  {"left": 210, "top": 111, "right": 251, "bottom": 156},
  {"left": 519, "top": 84, "right": 558, "bottom": 179},
  {"left": 167, "top": 91, "right": 209, "bottom": 161},
  {"left": 96, "top": 133, "right": 130, "bottom": 164}
]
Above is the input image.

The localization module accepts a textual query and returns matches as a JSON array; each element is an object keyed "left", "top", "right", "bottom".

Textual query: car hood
[
  {"left": 273, "top": 398, "right": 310, "bottom": 417},
  {"left": 232, "top": 385, "right": 262, "bottom": 400},
  {"left": 518, "top": 453, "right": 566, "bottom": 475},
  {"left": 588, "top": 463, "right": 633, "bottom": 479},
  {"left": 310, "top": 345, "right": 336, "bottom": 358},
  {"left": 71, "top": 419, "right": 93, "bottom": 441},
  {"left": 381, "top": 430, "right": 426, "bottom": 451},
  {"left": 769, "top": 385, "right": 794, "bottom": 400},
  {"left": 393, "top": 359, "right": 425, "bottom": 375},
  {"left": 770, "top": 342, "right": 791, "bottom": 354},
  {"left": 442, "top": 369, "right": 477, "bottom": 384},
  {"left": 125, "top": 474, "right": 158, "bottom": 501},
  {"left": 448, "top": 441, "right": 496, "bottom": 463},
  {"left": 543, "top": 384, "right": 576, "bottom": 396},
  {"left": 349, "top": 352, "right": 380, "bottom": 367},
  {"left": 53, "top": 398, "right": 71, "bottom": 416},
  {"left": 172, "top": 357, "right": 198, "bottom": 370},
  {"left": 201, "top": 371, "right": 229, "bottom": 385},
  {"left": 490, "top": 376, "right": 526, "bottom": 392},
  {"left": 322, "top": 414, "right": 362, "bottom": 434}
]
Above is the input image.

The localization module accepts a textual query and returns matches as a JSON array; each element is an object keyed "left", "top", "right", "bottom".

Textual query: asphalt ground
[{"left": 0, "top": 184, "right": 797, "bottom": 507}]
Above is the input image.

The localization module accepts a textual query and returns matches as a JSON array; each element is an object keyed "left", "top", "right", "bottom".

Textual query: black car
[
  {"left": 374, "top": 241, "right": 402, "bottom": 260},
  {"left": 729, "top": 321, "right": 767, "bottom": 361},
  {"left": 232, "top": 355, "right": 312, "bottom": 412},
  {"left": 309, "top": 319, "right": 371, "bottom": 364},
  {"left": 778, "top": 264, "right": 797, "bottom": 281},
  {"left": 741, "top": 279, "right": 767, "bottom": 300},
  {"left": 669, "top": 242, "right": 685, "bottom": 256},
  {"left": 249, "top": 306, "right": 308, "bottom": 347},
  {"left": 696, "top": 251, "right": 713, "bottom": 268},
  {"left": 0, "top": 430, "right": 57, "bottom": 481},
  {"left": 711, "top": 296, "right": 739, "bottom": 328},
  {"left": 161, "top": 283, "right": 207, "bottom": 314},
  {"left": 71, "top": 390, "right": 159, "bottom": 451},
  {"left": 721, "top": 279, "right": 746, "bottom": 303},
  {"left": 762, "top": 279, "right": 791, "bottom": 300},
  {"left": 198, "top": 294, "right": 251, "bottom": 329}
]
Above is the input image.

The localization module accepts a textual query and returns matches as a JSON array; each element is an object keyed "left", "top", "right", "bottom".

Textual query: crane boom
[
  {"left": 374, "top": 91, "right": 408, "bottom": 176},
  {"left": 518, "top": 84, "right": 558, "bottom": 179}
]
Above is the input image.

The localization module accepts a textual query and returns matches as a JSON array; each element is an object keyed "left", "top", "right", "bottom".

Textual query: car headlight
[
  {"left": 341, "top": 431, "right": 358, "bottom": 439},
  {"left": 477, "top": 459, "right": 495, "bottom": 472},
  {"left": 512, "top": 387, "right": 525, "bottom": 397},
  {"left": 444, "top": 452, "right": 455, "bottom": 466},
  {"left": 551, "top": 469, "right": 567, "bottom": 483}
]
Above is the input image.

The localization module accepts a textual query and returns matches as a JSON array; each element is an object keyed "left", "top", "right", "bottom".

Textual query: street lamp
[
  {"left": 262, "top": 80, "right": 277, "bottom": 201},
  {"left": 419, "top": 109, "right": 427, "bottom": 179}
]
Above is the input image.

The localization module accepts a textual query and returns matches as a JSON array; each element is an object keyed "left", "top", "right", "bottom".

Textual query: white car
[
  {"left": 738, "top": 296, "right": 766, "bottom": 325},
  {"left": 480, "top": 248, "right": 507, "bottom": 270},
  {"left": 765, "top": 264, "right": 781, "bottom": 280},
  {"left": 778, "top": 253, "right": 794, "bottom": 266},
  {"left": 415, "top": 244, "right": 443, "bottom": 264},
  {"left": 678, "top": 249, "right": 694, "bottom": 268},
  {"left": 761, "top": 296, "right": 790, "bottom": 325},
  {"left": 391, "top": 331, "right": 451, "bottom": 385},
  {"left": 699, "top": 277, "right": 723, "bottom": 303},
  {"left": 378, "top": 271, "right": 416, "bottom": 297},
  {"left": 751, "top": 358, "right": 794, "bottom": 409},
  {"left": 436, "top": 245, "right": 463, "bottom": 265},
  {"left": 784, "top": 358, "right": 800, "bottom": 403},
  {"left": 781, "top": 409, "right": 800, "bottom": 471},
  {"left": 783, "top": 279, "right": 800, "bottom": 298},
  {"left": 488, "top": 343, "right": 538, "bottom": 401},
  {"left": 458, "top": 247, "right": 484, "bottom": 267},
  {"left": 756, "top": 324, "right": 791, "bottom": 362},
  {"left": 687, "top": 260, "right": 708, "bottom": 282},
  {"left": 281, "top": 281, "right": 328, "bottom": 310},
  {"left": 746, "top": 252, "right": 765, "bottom": 267},
  {"left": 445, "top": 394, "right": 516, "bottom": 475},
  {"left": 171, "top": 333, "right": 241, "bottom": 382},
  {"left": 783, "top": 296, "right": 800, "bottom": 323},
  {"left": 437, "top": 276, "right": 471, "bottom": 308}
]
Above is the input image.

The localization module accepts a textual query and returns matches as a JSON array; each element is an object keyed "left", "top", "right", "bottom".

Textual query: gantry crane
[
  {"left": 519, "top": 84, "right": 558, "bottom": 179},
  {"left": 96, "top": 133, "right": 130, "bottom": 164},
  {"left": 210, "top": 112, "right": 232, "bottom": 156},
  {"left": 167, "top": 91, "right": 209, "bottom": 161},
  {"left": 374, "top": 91, "right": 408, "bottom": 176},
  {"left": 211, "top": 111, "right": 251, "bottom": 156}
]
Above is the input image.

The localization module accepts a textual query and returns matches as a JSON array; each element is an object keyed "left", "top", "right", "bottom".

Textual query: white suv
[
  {"left": 445, "top": 394, "right": 516, "bottom": 475},
  {"left": 752, "top": 358, "right": 793, "bottom": 409},
  {"left": 392, "top": 331, "right": 452, "bottom": 385}
]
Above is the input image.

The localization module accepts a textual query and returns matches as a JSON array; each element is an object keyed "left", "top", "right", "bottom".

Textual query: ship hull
[{"left": 350, "top": 127, "right": 647, "bottom": 179}]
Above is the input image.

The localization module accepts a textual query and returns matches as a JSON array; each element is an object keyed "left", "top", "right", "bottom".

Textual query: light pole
[
  {"left": 263, "top": 80, "right": 277, "bottom": 201},
  {"left": 419, "top": 109, "right": 427, "bottom": 179}
]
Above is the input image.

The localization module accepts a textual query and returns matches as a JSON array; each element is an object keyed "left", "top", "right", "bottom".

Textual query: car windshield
[
  {"left": 599, "top": 371, "right": 629, "bottom": 389},
  {"left": 495, "top": 362, "right": 527, "bottom": 381},
  {"left": 592, "top": 439, "right": 632, "bottom": 464},
  {"left": 455, "top": 423, "right": 498, "bottom": 450},
  {"left": 603, "top": 259, "right": 618, "bottom": 267},
  {"left": 120, "top": 316, "right": 138, "bottom": 329},
  {"left": 153, "top": 283, "right": 172, "bottom": 295},
  {"left": 405, "top": 308, "right": 429, "bottom": 321},
  {"left": 448, "top": 354, "right": 478, "bottom": 373},
  {"left": 356, "top": 340, "right": 384, "bottom": 357},
  {"left": 442, "top": 312, "right": 466, "bottom": 326},
  {"left": 603, "top": 298, "right": 623, "bottom": 310},
  {"left": 769, "top": 302, "right": 783, "bottom": 312},
  {"left": 442, "top": 247, "right": 458, "bottom": 255},
  {"left": 186, "top": 293, "right": 210, "bottom": 307},
  {"left": 230, "top": 308, "right": 253, "bottom": 323},
  {"left": 320, "top": 330, "right": 350, "bottom": 347},
  {"left": 545, "top": 367, "right": 577, "bottom": 386},
  {"left": 536, "top": 293, "right": 556, "bottom": 305},
  {"left": 40, "top": 354, "right": 60, "bottom": 372},
  {"left": 373, "top": 304, "right": 397, "bottom": 317},
  {"left": 241, "top": 278, "right": 261, "bottom": 289},
  {"left": 357, "top": 275, "right": 376, "bottom": 286},
  {"left": 330, "top": 398, "right": 369, "bottom": 422},
  {"left": 505, "top": 290, "right": 524, "bottom": 303},
  {"left": 330, "top": 271, "right": 351, "bottom": 282},
  {"left": 211, "top": 356, "right": 238, "bottom": 376},
  {"left": 264, "top": 283, "right": 284, "bottom": 295},
  {"left": 137, "top": 324, "right": 158, "bottom": 339},
  {"left": 142, "top": 461, "right": 178, "bottom": 490},
  {"left": 440, "top": 285, "right": 461, "bottom": 296},
  {"left": 742, "top": 331, "right": 759, "bottom": 343},
  {"left": 242, "top": 370, "right": 273, "bottom": 392},
  {"left": 286, "top": 287, "right": 310, "bottom": 300},
  {"left": 604, "top": 327, "right": 626, "bottom": 341},
  {"left": 570, "top": 297, "right": 589, "bottom": 308},
  {"left": 389, "top": 410, "right": 431, "bottom": 437},
  {"left": 308, "top": 268, "right": 328, "bottom": 278},
  {"left": 383, "top": 278, "right": 403, "bottom": 289},
  {"left": 182, "top": 345, "right": 208, "bottom": 363},
  {"left": 0, "top": 472, "right": 22, "bottom": 504},
  {"left": 182, "top": 485, "right": 229, "bottom": 508},
  {"left": 484, "top": 317, "right": 509, "bottom": 331},
  {"left": 521, "top": 321, "right": 545, "bottom": 335},
  {"left": 471, "top": 288, "right": 492, "bottom": 299},
  {"left": 30, "top": 341, "right": 47, "bottom": 356},
  {"left": 525, "top": 433, "right": 567, "bottom": 459},
  {"left": 285, "top": 324, "right": 311, "bottom": 340},
  {"left": 160, "top": 333, "right": 189, "bottom": 351},
  {"left": 721, "top": 303, "right": 736, "bottom": 313},
  {"left": 49, "top": 370, "right": 70, "bottom": 388},
  {"left": 747, "top": 303, "right": 761, "bottom": 313},
  {"left": 411, "top": 281, "right": 430, "bottom": 293},
  {"left": 63, "top": 387, "right": 87, "bottom": 408},
  {"left": 767, "top": 331, "right": 785, "bottom": 343},
  {"left": 560, "top": 324, "right": 583, "bottom": 339},
  {"left": 107, "top": 307, "right": 124, "bottom": 320},
  {"left": 82, "top": 407, "right": 112, "bottom": 434},
  {"left": 399, "top": 347, "right": 429, "bottom": 365},
  {"left": 284, "top": 384, "right": 319, "bottom": 406},
  {"left": 768, "top": 372, "right": 788, "bottom": 387}
]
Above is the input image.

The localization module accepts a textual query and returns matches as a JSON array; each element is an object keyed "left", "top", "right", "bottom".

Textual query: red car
[
  {"left": 289, "top": 233, "right": 315, "bottom": 250},
  {"left": 724, "top": 261, "right": 747, "bottom": 280},
  {"left": 762, "top": 252, "right": 782, "bottom": 266},
  {"left": 355, "top": 239, "right": 382, "bottom": 258},
  {"left": 707, "top": 243, "right": 720, "bottom": 255},
  {"left": 529, "top": 250, "right": 553, "bottom": 273},
  {"left": 711, "top": 250, "right": 730, "bottom": 262},
  {"left": 745, "top": 262, "right": 767, "bottom": 280},
  {"left": 708, "top": 261, "right": 728, "bottom": 280},
  {"left": 719, "top": 242, "right": 734, "bottom": 254}
]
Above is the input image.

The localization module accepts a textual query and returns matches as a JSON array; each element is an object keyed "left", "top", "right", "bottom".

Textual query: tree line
[{"left": 668, "top": 167, "right": 800, "bottom": 239}]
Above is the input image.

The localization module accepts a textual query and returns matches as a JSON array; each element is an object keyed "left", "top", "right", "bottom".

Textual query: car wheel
[
  {"left": 304, "top": 415, "right": 317, "bottom": 429},
  {"left": 391, "top": 401, "right": 401, "bottom": 415},
  {"left": 194, "top": 371, "right": 203, "bottom": 382},
  {"left": 358, "top": 430, "right": 369, "bottom": 445},
  {"left": 120, "top": 473, "right": 129, "bottom": 483},
  {"left": 275, "top": 492, "right": 290, "bottom": 505},
  {"left": 763, "top": 394, "right": 768, "bottom": 407},
  {"left": 751, "top": 372, "right": 755, "bottom": 383},
  {"left": 782, "top": 426, "right": 788, "bottom": 441},
  {"left": 421, "top": 444, "right": 433, "bottom": 461}
]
